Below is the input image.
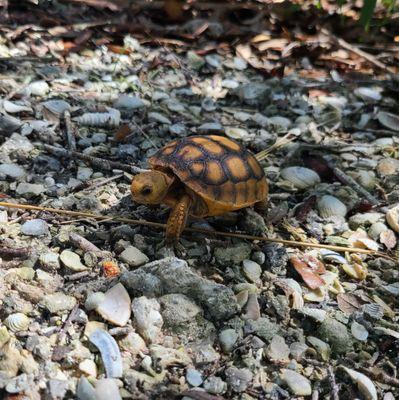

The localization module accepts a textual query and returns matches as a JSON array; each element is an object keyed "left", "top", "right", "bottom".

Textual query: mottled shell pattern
[{"left": 150, "top": 135, "right": 268, "bottom": 209}]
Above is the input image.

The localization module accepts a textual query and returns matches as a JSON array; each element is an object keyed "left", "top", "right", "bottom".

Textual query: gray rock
[
  {"left": 169, "top": 123, "right": 185, "bottom": 136},
  {"left": 219, "top": 329, "right": 238, "bottom": 353},
  {"left": 5, "top": 373, "right": 31, "bottom": 394},
  {"left": 289, "top": 342, "right": 308, "bottom": 361},
  {"left": 21, "top": 219, "right": 49, "bottom": 236},
  {"left": 192, "top": 344, "right": 220, "bottom": 365},
  {"left": 91, "top": 132, "right": 107, "bottom": 144},
  {"left": 242, "top": 260, "right": 262, "bottom": 283},
  {"left": 205, "top": 54, "right": 221, "bottom": 68},
  {"left": 186, "top": 368, "right": 203, "bottom": 387},
  {"left": 39, "top": 252, "right": 60, "bottom": 271},
  {"left": 240, "top": 208, "right": 267, "bottom": 236},
  {"left": 121, "top": 258, "right": 238, "bottom": 321},
  {"left": 317, "top": 317, "right": 353, "bottom": 355},
  {"left": 48, "top": 379, "right": 68, "bottom": 399},
  {"left": 16, "top": 182, "right": 45, "bottom": 197},
  {"left": 113, "top": 94, "right": 145, "bottom": 110},
  {"left": 348, "top": 212, "right": 383, "bottom": 229},
  {"left": 159, "top": 294, "right": 215, "bottom": 344},
  {"left": 281, "top": 369, "right": 312, "bottom": 396},
  {"left": 203, "top": 376, "right": 227, "bottom": 394},
  {"left": 41, "top": 292, "right": 77, "bottom": 314},
  {"left": 236, "top": 83, "right": 271, "bottom": 106},
  {"left": 214, "top": 243, "right": 251, "bottom": 267},
  {"left": 132, "top": 297, "right": 163, "bottom": 343},
  {"left": 148, "top": 112, "right": 171, "bottom": 125},
  {"left": 0, "top": 114, "right": 22, "bottom": 135},
  {"left": 225, "top": 367, "right": 253, "bottom": 392},
  {"left": 233, "top": 57, "right": 247, "bottom": 70},
  {"left": 197, "top": 122, "right": 223, "bottom": 134},
  {"left": 244, "top": 317, "right": 280, "bottom": 343},
  {"left": 77, "top": 167, "right": 93, "bottom": 181},
  {"left": 262, "top": 244, "right": 288, "bottom": 275},
  {"left": 221, "top": 79, "right": 239, "bottom": 89},
  {"left": 266, "top": 335, "right": 290, "bottom": 361},
  {"left": 0, "top": 163, "right": 25, "bottom": 179},
  {"left": 119, "top": 246, "right": 149, "bottom": 267},
  {"left": 60, "top": 250, "right": 87, "bottom": 272}
]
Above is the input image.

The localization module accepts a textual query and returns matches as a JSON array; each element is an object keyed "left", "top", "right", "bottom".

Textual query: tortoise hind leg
[
  {"left": 254, "top": 199, "right": 268, "bottom": 216},
  {"left": 165, "top": 194, "right": 192, "bottom": 244}
]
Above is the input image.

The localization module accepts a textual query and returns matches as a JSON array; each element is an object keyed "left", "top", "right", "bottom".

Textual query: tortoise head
[{"left": 131, "top": 170, "right": 173, "bottom": 205}]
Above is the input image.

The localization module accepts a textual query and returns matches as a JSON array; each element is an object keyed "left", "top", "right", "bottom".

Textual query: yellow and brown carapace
[{"left": 131, "top": 135, "right": 268, "bottom": 243}]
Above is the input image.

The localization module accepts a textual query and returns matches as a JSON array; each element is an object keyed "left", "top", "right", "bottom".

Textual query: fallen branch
[
  {"left": 321, "top": 28, "right": 395, "bottom": 74},
  {"left": 0, "top": 201, "right": 394, "bottom": 260},
  {"left": 39, "top": 143, "right": 146, "bottom": 175}
]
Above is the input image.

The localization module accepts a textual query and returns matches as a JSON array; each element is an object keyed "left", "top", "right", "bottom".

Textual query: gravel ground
[{"left": 0, "top": 29, "right": 398, "bottom": 400}]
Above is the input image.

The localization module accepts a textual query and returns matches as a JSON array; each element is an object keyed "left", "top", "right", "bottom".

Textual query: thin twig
[
  {"left": 321, "top": 28, "right": 395, "bottom": 73},
  {"left": 328, "top": 366, "right": 339, "bottom": 400},
  {"left": 64, "top": 110, "right": 77, "bottom": 151},
  {"left": 39, "top": 143, "right": 146, "bottom": 175},
  {"left": 0, "top": 246, "right": 31, "bottom": 259},
  {"left": 55, "top": 303, "right": 79, "bottom": 346},
  {"left": 0, "top": 201, "right": 394, "bottom": 260}
]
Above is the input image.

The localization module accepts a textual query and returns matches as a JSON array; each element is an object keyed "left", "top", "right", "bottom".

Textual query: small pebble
[
  {"left": 21, "top": 219, "right": 49, "bottom": 236},
  {"left": 281, "top": 369, "right": 312, "bottom": 396},
  {"left": 16, "top": 182, "right": 45, "bottom": 197},
  {"left": 186, "top": 368, "right": 203, "bottom": 387},
  {"left": 41, "top": 292, "right": 77, "bottom": 314},
  {"left": 219, "top": 329, "right": 238, "bottom": 353},
  {"left": 119, "top": 246, "right": 149, "bottom": 267},
  {"left": 203, "top": 376, "right": 227, "bottom": 394},
  {"left": 60, "top": 250, "right": 87, "bottom": 272},
  {"left": 148, "top": 112, "right": 171, "bottom": 125},
  {"left": 242, "top": 259, "right": 262, "bottom": 283},
  {"left": 225, "top": 367, "right": 253, "bottom": 393},
  {"left": 0, "top": 163, "right": 26, "bottom": 179}
]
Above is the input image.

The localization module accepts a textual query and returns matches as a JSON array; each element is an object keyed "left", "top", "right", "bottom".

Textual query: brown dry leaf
[
  {"left": 380, "top": 229, "right": 397, "bottom": 250},
  {"left": 302, "top": 254, "right": 326, "bottom": 274},
  {"left": 114, "top": 124, "right": 132, "bottom": 142},
  {"left": 251, "top": 33, "right": 272, "bottom": 43},
  {"left": 290, "top": 256, "right": 325, "bottom": 289},
  {"left": 257, "top": 38, "right": 289, "bottom": 52},
  {"left": 106, "top": 44, "right": 131, "bottom": 55},
  {"left": 337, "top": 293, "right": 363, "bottom": 315},
  {"left": 236, "top": 43, "right": 252, "bottom": 60}
]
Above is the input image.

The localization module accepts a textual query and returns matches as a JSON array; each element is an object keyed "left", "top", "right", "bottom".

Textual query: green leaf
[{"left": 359, "top": 0, "right": 377, "bottom": 30}]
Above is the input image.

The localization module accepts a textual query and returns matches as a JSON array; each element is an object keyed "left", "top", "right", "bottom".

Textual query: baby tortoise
[{"left": 131, "top": 135, "right": 268, "bottom": 243}]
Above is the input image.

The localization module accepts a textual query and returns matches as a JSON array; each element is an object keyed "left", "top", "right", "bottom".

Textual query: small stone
[
  {"left": 349, "top": 212, "right": 383, "bottom": 229},
  {"left": 186, "top": 368, "right": 203, "bottom": 387},
  {"left": 16, "top": 182, "right": 45, "bottom": 197},
  {"left": 114, "top": 94, "right": 145, "bottom": 110},
  {"left": 262, "top": 244, "right": 288, "bottom": 275},
  {"left": 0, "top": 163, "right": 25, "bottom": 179},
  {"left": 39, "top": 252, "right": 60, "bottom": 271},
  {"left": 237, "top": 83, "right": 270, "bottom": 106},
  {"left": 203, "top": 376, "right": 227, "bottom": 394},
  {"left": 307, "top": 336, "right": 331, "bottom": 361},
  {"left": 266, "top": 335, "right": 290, "bottom": 361},
  {"left": 60, "top": 250, "right": 87, "bottom": 272},
  {"left": 169, "top": 123, "right": 185, "bottom": 135},
  {"left": 214, "top": 243, "right": 251, "bottom": 267},
  {"left": 244, "top": 317, "right": 280, "bottom": 343},
  {"left": 233, "top": 57, "right": 247, "bottom": 70},
  {"left": 0, "top": 326, "right": 10, "bottom": 348},
  {"left": 41, "top": 292, "right": 77, "bottom": 314},
  {"left": 194, "top": 344, "right": 220, "bottom": 364},
  {"left": 317, "top": 317, "right": 353, "bottom": 355},
  {"left": 281, "top": 369, "right": 312, "bottom": 396},
  {"left": 205, "top": 54, "right": 221, "bottom": 68},
  {"left": 221, "top": 79, "right": 239, "bottom": 89},
  {"left": 26, "top": 80, "right": 49, "bottom": 96},
  {"left": 132, "top": 297, "right": 163, "bottom": 343},
  {"left": 119, "top": 246, "right": 149, "bottom": 267},
  {"left": 159, "top": 293, "right": 202, "bottom": 326},
  {"left": 148, "top": 112, "right": 171, "bottom": 125},
  {"left": 242, "top": 260, "right": 262, "bottom": 283},
  {"left": 197, "top": 122, "right": 223, "bottom": 134},
  {"left": 225, "top": 127, "right": 249, "bottom": 140},
  {"left": 225, "top": 367, "right": 253, "bottom": 393},
  {"left": 48, "top": 379, "right": 68, "bottom": 399},
  {"left": 187, "top": 51, "right": 205, "bottom": 70},
  {"left": 20, "top": 219, "right": 49, "bottom": 236},
  {"left": 91, "top": 133, "right": 107, "bottom": 144},
  {"left": 219, "top": 328, "right": 238, "bottom": 353},
  {"left": 77, "top": 167, "right": 93, "bottom": 181},
  {"left": 268, "top": 116, "right": 292, "bottom": 130},
  {"left": 5, "top": 373, "right": 30, "bottom": 394},
  {"left": 289, "top": 342, "right": 308, "bottom": 361}
]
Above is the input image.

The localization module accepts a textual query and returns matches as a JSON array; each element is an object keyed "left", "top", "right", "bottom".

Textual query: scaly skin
[{"left": 165, "top": 194, "right": 192, "bottom": 243}]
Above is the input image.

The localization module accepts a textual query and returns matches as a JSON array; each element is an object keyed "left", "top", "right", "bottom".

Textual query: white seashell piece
[
  {"left": 89, "top": 328, "right": 123, "bottom": 378},
  {"left": 95, "top": 283, "right": 131, "bottom": 326},
  {"left": 280, "top": 167, "right": 320, "bottom": 189},
  {"left": 354, "top": 87, "right": 382, "bottom": 102},
  {"left": 4, "top": 313, "right": 30, "bottom": 332},
  {"left": 377, "top": 111, "right": 399, "bottom": 132},
  {"left": 342, "top": 367, "right": 377, "bottom": 400},
  {"left": 75, "top": 108, "right": 120, "bottom": 128},
  {"left": 386, "top": 205, "right": 399, "bottom": 233},
  {"left": 317, "top": 195, "right": 347, "bottom": 218},
  {"left": 3, "top": 100, "right": 32, "bottom": 114}
]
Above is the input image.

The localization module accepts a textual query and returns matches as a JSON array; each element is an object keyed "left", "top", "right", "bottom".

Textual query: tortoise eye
[{"left": 141, "top": 187, "right": 152, "bottom": 196}]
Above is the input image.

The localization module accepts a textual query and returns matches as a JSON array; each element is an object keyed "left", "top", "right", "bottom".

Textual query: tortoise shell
[{"left": 149, "top": 135, "right": 268, "bottom": 214}]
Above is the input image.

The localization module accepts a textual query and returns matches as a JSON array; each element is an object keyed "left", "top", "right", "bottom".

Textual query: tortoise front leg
[
  {"left": 254, "top": 199, "right": 268, "bottom": 216},
  {"left": 165, "top": 194, "right": 192, "bottom": 244}
]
